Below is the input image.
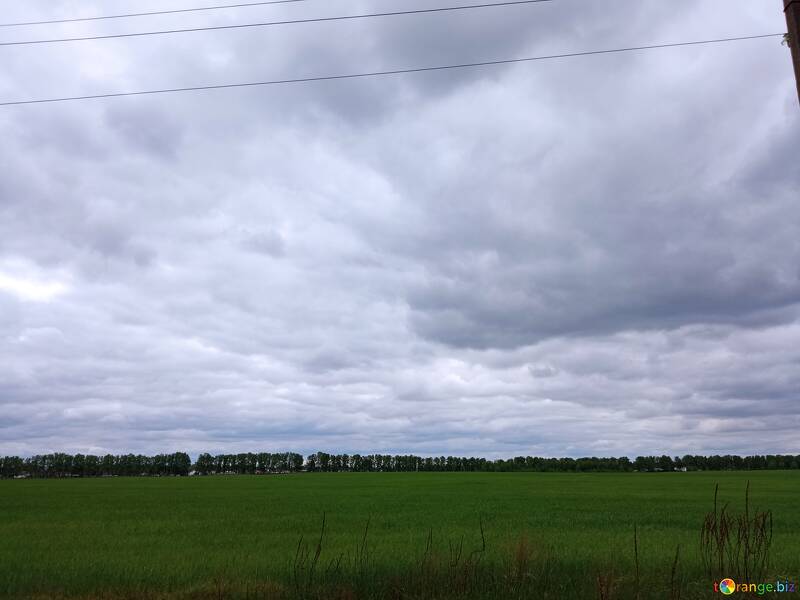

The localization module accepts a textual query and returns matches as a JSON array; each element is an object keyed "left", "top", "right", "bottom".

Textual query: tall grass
[{"left": 700, "top": 481, "right": 773, "bottom": 581}]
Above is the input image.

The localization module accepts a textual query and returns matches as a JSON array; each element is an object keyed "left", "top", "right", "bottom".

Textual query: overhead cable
[
  {"left": 1, "top": 1, "right": 318, "bottom": 28},
  {"left": 0, "top": 1, "right": 554, "bottom": 47},
  {"left": 0, "top": 33, "right": 783, "bottom": 107}
]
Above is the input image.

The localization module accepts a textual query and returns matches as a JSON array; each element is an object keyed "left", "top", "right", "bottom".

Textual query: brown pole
[{"left": 786, "top": 0, "right": 800, "bottom": 104}]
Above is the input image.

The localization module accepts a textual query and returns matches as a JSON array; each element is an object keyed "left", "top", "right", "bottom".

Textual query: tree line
[
  {"left": 194, "top": 452, "right": 305, "bottom": 474},
  {"left": 303, "top": 453, "right": 800, "bottom": 473},
  {"left": 0, "top": 453, "right": 191, "bottom": 478},
  {"left": 2, "top": 452, "right": 799, "bottom": 478}
]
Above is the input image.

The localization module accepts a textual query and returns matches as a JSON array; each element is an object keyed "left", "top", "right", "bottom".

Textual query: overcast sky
[{"left": 0, "top": 0, "right": 797, "bottom": 458}]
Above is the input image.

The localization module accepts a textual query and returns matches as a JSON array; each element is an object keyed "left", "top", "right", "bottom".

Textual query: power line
[
  {"left": 0, "top": 33, "right": 783, "bottom": 107},
  {"left": 0, "top": 0, "right": 316, "bottom": 28},
  {"left": 0, "top": 0, "right": 553, "bottom": 47}
]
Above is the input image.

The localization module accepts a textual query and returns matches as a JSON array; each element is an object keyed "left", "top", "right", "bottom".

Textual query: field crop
[{"left": 1, "top": 471, "right": 798, "bottom": 599}]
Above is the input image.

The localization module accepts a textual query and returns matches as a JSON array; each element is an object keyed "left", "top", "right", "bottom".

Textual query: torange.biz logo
[{"left": 714, "top": 578, "right": 798, "bottom": 595}]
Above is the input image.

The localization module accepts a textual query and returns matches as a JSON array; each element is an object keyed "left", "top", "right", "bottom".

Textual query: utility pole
[{"left": 786, "top": 0, "right": 800, "bottom": 104}]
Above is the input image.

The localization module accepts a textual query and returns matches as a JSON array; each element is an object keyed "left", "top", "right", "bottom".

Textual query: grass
[{"left": 0, "top": 471, "right": 798, "bottom": 598}]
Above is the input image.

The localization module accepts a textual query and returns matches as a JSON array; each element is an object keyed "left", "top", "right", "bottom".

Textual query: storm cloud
[{"left": 0, "top": 0, "right": 797, "bottom": 458}]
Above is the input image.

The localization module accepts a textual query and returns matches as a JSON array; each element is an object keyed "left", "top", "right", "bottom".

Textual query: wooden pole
[{"left": 786, "top": 0, "right": 800, "bottom": 104}]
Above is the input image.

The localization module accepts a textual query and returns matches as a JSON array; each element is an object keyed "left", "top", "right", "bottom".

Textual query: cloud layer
[{"left": 0, "top": 0, "right": 798, "bottom": 457}]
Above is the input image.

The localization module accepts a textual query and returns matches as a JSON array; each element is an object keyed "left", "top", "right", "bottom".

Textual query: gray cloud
[{"left": 0, "top": 0, "right": 797, "bottom": 458}]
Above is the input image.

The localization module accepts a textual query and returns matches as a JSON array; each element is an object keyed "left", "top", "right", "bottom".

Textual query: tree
[
  {"left": 655, "top": 455, "right": 674, "bottom": 471},
  {"left": 195, "top": 453, "right": 214, "bottom": 475}
]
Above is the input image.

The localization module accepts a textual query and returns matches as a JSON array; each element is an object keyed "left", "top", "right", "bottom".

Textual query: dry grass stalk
[{"left": 700, "top": 482, "right": 772, "bottom": 581}]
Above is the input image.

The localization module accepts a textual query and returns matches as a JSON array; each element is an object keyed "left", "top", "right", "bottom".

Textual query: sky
[{"left": 0, "top": 0, "right": 798, "bottom": 459}]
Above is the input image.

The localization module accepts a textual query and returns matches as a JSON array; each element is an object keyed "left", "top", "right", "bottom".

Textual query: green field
[{"left": 1, "top": 472, "right": 798, "bottom": 599}]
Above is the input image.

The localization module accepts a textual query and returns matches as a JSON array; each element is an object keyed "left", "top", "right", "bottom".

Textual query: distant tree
[
  {"left": 195, "top": 453, "right": 214, "bottom": 475},
  {"left": 0, "top": 456, "right": 23, "bottom": 478},
  {"left": 72, "top": 454, "right": 86, "bottom": 477},
  {"left": 172, "top": 452, "right": 191, "bottom": 476},
  {"left": 655, "top": 455, "right": 674, "bottom": 471}
]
